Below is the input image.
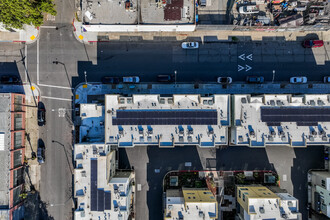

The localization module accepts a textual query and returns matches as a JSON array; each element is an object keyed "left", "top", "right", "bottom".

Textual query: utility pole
[
  {"left": 174, "top": 70, "right": 177, "bottom": 87},
  {"left": 84, "top": 71, "right": 88, "bottom": 85}
]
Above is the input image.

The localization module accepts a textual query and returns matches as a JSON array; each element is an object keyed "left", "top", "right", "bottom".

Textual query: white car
[
  {"left": 239, "top": 5, "right": 259, "bottom": 14},
  {"left": 181, "top": 42, "right": 199, "bottom": 49},
  {"left": 123, "top": 76, "right": 140, "bottom": 83},
  {"left": 217, "top": 77, "right": 232, "bottom": 84},
  {"left": 324, "top": 76, "right": 330, "bottom": 83},
  {"left": 290, "top": 77, "right": 307, "bottom": 84}
]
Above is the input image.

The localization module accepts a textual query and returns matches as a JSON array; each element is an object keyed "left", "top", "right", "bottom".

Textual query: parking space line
[
  {"left": 38, "top": 83, "right": 73, "bottom": 90},
  {"left": 37, "top": 38, "right": 39, "bottom": 84},
  {"left": 41, "top": 96, "right": 72, "bottom": 101}
]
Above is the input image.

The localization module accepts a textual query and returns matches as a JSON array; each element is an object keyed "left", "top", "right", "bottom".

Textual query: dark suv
[
  {"left": 37, "top": 102, "right": 46, "bottom": 126},
  {"left": 37, "top": 140, "right": 45, "bottom": 164},
  {"left": 157, "top": 75, "right": 174, "bottom": 82},
  {"left": 246, "top": 76, "right": 264, "bottom": 83}
]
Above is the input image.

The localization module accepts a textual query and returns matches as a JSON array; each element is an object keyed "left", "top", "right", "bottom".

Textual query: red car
[{"left": 302, "top": 40, "right": 324, "bottom": 48}]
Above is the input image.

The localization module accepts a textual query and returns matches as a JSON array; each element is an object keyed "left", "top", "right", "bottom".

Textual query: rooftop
[
  {"left": 237, "top": 186, "right": 301, "bottom": 219},
  {"left": 74, "top": 144, "right": 134, "bottom": 220},
  {"left": 81, "top": 0, "right": 195, "bottom": 25},
  {"left": 79, "top": 104, "right": 105, "bottom": 143},
  {"left": 231, "top": 94, "right": 330, "bottom": 147},
  {"left": 105, "top": 94, "right": 230, "bottom": 147},
  {"left": 165, "top": 188, "right": 217, "bottom": 219}
]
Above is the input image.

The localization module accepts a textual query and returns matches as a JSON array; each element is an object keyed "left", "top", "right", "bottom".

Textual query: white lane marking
[
  {"left": 246, "top": 54, "right": 253, "bottom": 61},
  {"left": 245, "top": 64, "right": 252, "bottom": 72},
  {"left": 238, "top": 65, "right": 244, "bottom": 72},
  {"left": 137, "top": 184, "right": 141, "bottom": 191},
  {"left": 238, "top": 53, "right": 245, "bottom": 61},
  {"left": 38, "top": 83, "right": 73, "bottom": 90},
  {"left": 58, "top": 108, "right": 66, "bottom": 117},
  {"left": 41, "top": 96, "right": 72, "bottom": 101},
  {"left": 24, "top": 44, "right": 28, "bottom": 83},
  {"left": 40, "top": 26, "right": 57, "bottom": 29},
  {"left": 283, "top": 174, "right": 287, "bottom": 181},
  {"left": 37, "top": 39, "right": 39, "bottom": 84}
]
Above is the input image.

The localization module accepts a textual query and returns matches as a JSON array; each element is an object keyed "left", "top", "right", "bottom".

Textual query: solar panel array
[
  {"left": 104, "top": 191, "right": 111, "bottom": 210},
  {"left": 90, "top": 159, "right": 98, "bottom": 211},
  {"left": 261, "top": 107, "right": 330, "bottom": 125},
  {"left": 112, "top": 110, "right": 218, "bottom": 125},
  {"left": 90, "top": 159, "right": 112, "bottom": 212}
]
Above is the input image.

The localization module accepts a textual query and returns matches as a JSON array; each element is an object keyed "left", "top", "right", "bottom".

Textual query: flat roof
[
  {"left": 231, "top": 94, "right": 330, "bottom": 147},
  {"left": 105, "top": 94, "right": 230, "bottom": 147},
  {"left": 81, "top": 0, "right": 194, "bottom": 25},
  {"left": 74, "top": 144, "right": 134, "bottom": 220}
]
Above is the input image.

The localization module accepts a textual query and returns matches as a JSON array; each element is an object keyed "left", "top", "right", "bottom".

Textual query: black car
[
  {"left": 37, "top": 102, "right": 46, "bottom": 126},
  {"left": 0, "top": 75, "right": 20, "bottom": 84},
  {"left": 246, "top": 76, "right": 264, "bottom": 84},
  {"left": 157, "top": 75, "right": 174, "bottom": 82},
  {"left": 101, "top": 76, "right": 120, "bottom": 84},
  {"left": 37, "top": 140, "right": 45, "bottom": 164}
]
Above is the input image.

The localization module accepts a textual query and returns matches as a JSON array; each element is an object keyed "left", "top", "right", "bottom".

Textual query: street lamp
[
  {"left": 272, "top": 70, "right": 275, "bottom": 84},
  {"left": 174, "top": 70, "right": 177, "bottom": 87},
  {"left": 84, "top": 71, "right": 88, "bottom": 85}
]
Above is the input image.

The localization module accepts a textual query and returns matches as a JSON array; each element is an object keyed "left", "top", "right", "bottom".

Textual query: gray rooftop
[
  {"left": 0, "top": 93, "right": 12, "bottom": 207},
  {"left": 82, "top": 0, "right": 195, "bottom": 25}
]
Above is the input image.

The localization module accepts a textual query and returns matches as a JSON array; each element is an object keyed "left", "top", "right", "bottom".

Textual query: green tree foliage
[{"left": 0, "top": 0, "right": 57, "bottom": 29}]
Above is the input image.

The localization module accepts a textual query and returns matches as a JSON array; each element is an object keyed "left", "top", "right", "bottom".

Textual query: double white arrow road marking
[
  {"left": 238, "top": 64, "right": 252, "bottom": 72},
  {"left": 238, "top": 53, "right": 253, "bottom": 61}
]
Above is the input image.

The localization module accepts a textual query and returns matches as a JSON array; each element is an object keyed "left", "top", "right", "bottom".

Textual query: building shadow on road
[
  {"left": 146, "top": 146, "right": 203, "bottom": 220},
  {"left": 291, "top": 145, "right": 324, "bottom": 219}
]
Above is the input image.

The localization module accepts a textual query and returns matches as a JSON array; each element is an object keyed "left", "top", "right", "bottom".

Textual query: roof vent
[
  {"left": 241, "top": 98, "right": 247, "bottom": 103},
  {"left": 268, "top": 136, "right": 274, "bottom": 141},
  {"left": 259, "top": 207, "right": 265, "bottom": 214}
]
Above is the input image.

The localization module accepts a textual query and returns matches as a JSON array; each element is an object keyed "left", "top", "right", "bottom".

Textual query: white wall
[{"left": 82, "top": 24, "right": 196, "bottom": 32}]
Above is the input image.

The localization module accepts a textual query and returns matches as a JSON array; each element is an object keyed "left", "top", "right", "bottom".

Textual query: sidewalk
[
  {"left": 0, "top": 24, "right": 39, "bottom": 44},
  {"left": 74, "top": 82, "right": 330, "bottom": 104},
  {"left": 72, "top": 21, "right": 330, "bottom": 43}
]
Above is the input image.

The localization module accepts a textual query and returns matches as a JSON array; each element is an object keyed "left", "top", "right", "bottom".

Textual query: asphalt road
[{"left": 119, "top": 145, "right": 324, "bottom": 220}]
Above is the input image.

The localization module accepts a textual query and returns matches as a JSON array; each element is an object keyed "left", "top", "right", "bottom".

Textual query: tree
[{"left": 0, "top": 0, "right": 57, "bottom": 30}]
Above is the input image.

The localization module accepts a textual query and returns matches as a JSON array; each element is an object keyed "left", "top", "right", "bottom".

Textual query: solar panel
[
  {"left": 104, "top": 191, "right": 111, "bottom": 210},
  {"left": 113, "top": 110, "right": 218, "bottom": 125},
  {"left": 261, "top": 107, "right": 330, "bottom": 124},
  {"left": 97, "top": 189, "right": 105, "bottom": 211},
  {"left": 90, "top": 159, "right": 98, "bottom": 211}
]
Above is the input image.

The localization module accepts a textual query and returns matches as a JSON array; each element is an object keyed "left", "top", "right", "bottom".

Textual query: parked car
[
  {"left": 302, "top": 40, "right": 324, "bottom": 48},
  {"left": 37, "top": 141, "right": 45, "bottom": 164},
  {"left": 157, "top": 75, "right": 174, "bottom": 82},
  {"left": 217, "top": 77, "right": 232, "bottom": 84},
  {"left": 181, "top": 42, "right": 199, "bottom": 49},
  {"left": 123, "top": 76, "right": 140, "bottom": 83},
  {"left": 101, "top": 76, "right": 120, "bottom": 84},
  {"left": 239, "top": 5, "right": 259, "bottom": 14},
  {"left": 0, "top": 75, "right": 20, "bottom": 84},
  {"left": 246, "top": 76, "right": 264, "bottom": 83},
  {"left": 324, "top": 76, "right": 330, "bottom": 83},
  {"left": 290, "top": 76, "right": 307, "bottom": 84},
  {"left": 37, "top": 102, "right": 46, "bottom": 126}
]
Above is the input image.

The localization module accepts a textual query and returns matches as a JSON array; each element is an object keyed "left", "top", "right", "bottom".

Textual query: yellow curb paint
[
  {"left": 31, "top": 86, "right": 35, "bottom": 91},
  {"left": 75, "top": 94, "right": 79, "bottom": 99},
  {"left": 30, "top": 35, "right": 36, "bottom": 41},
  {"left": 83, "top": 84, "right": 87, "bottom": 88},
  {"left": 79, "top": 35, "right": 84, "bottom": 40}
]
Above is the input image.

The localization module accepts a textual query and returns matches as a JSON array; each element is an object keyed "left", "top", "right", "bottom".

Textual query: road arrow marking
[
  {"left": 246, "top": 54, "right": 253, "bottom": 61},
  {"left": 238, "top": 53, "right": 245, "bottom": 61},
  {"left": 245, "top": 65, "right": 252, "bottom": 72},
  {"left": 238, "top": 65, "right": 244, "bottom": 72}
]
